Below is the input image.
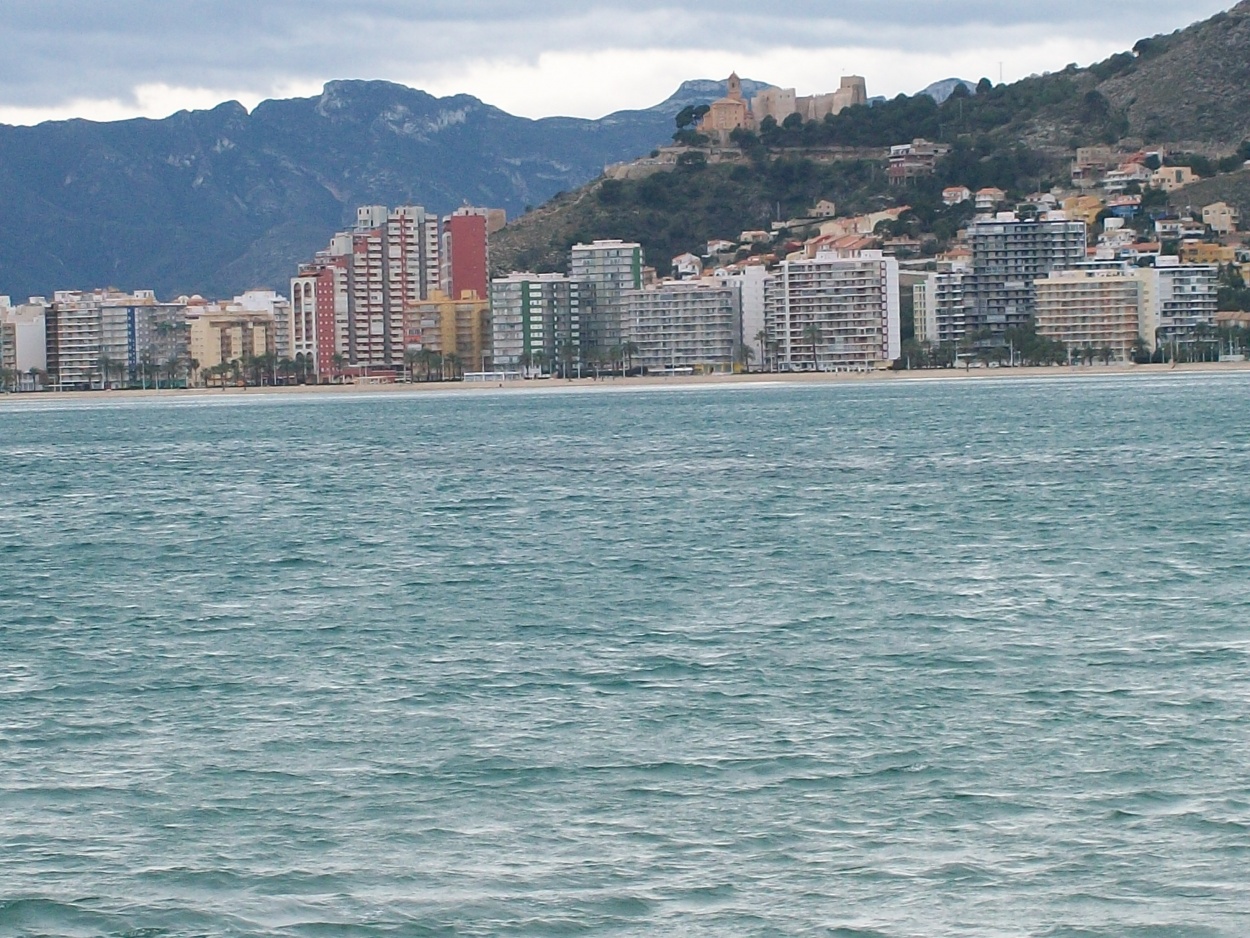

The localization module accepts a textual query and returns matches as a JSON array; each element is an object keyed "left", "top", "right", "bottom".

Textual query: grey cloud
[{"left": 0, "top": 1, "right": 1232, "bottom": 109}]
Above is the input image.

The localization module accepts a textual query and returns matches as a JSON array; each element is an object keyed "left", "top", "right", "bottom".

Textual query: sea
[{"left": 1, "top": 373, "right": 1249, "bottom": 937}]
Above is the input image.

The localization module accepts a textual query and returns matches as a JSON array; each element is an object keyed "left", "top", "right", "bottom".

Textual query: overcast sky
[{"left": 0, "top": 1, "right": 1234, "bottom": 126}]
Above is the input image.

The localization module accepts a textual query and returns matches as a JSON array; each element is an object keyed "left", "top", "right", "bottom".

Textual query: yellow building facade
[{"left": 404, "top": 290, "right": 491, "bottom": 369}]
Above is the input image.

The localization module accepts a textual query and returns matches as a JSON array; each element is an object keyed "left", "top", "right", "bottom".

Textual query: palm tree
[
  {"left": 444, "top": 352, "right": 462, "bottom": 380},
  {"left": 403, "top": 348, "right": 421, "bottom": 383},
  {"left": 97, "top": 353, "right": 114, "bottom": 390},
  {"left": 164, "top": 355, "right": 183, "bottom": 388},
  {"left": 735, "top": 343, "right": 755, "bottom": 373},
  {"left": 586, "top": 346, "right": 605, "bottom": 380},
  {"left": 753, "top": 329, "right": 768, "bottom": 373},
  {"left": 801, "top": 322, "right": 823, "bottom": 371},
  {"left": 558, "top": 340, "right": 577, "bottom": 379},
  {"left": 331, "top": 352, "right": 347, "bottom": 382},
  {"left": 621, "top": 341, "right": 640, "bottom": 376}
]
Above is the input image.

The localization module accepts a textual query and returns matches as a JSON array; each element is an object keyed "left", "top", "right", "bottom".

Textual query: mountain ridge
[{"left": 0, "top": 77, "right": 762, "bottom": 300}]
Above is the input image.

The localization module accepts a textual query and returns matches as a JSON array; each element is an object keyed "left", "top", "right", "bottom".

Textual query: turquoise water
[{"left": 2, "top": 375, "right": 1249, "bottom": 937}]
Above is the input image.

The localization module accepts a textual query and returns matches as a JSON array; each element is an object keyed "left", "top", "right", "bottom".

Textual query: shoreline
[{"left": 3, "top": 361, "right": 1250, "bottom": 404}]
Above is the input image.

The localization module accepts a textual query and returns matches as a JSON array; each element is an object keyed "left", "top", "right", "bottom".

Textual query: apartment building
[
  {"left": 490, "top": 273, "right": 586, "bottom": 373},
  {"left": 187, "top": 308, "right": 276, "bottom": 382},
  {"left": 1032, "top": 258, "right": 1218, "bottom": 360},
  {"left": 570, "top": 240, "right": 642, "bottom": 351},
  {"left": 0, "top": 298, "right": 46, "bottom": 389},
  {"left": 443, "top": 209, "right": 490, "bottom": 302},
  {"left": 1153, "top": 258, "right": 1218, "bottom": 341},
  {"left": 404, "top": 290, "right": 491, "bottom": 372},
  {"left": 45, "top": 292, "right": 105, "bottom": 390},
  {"left": 292, "top": 205, "right": 441, "bottom": 373},
  {"left": 912, "top": 267, "right": 967, "bottom": 345},
  {"left": 99, "top": 291, "right": 188, "bottom": 384},
  {"left": 962, "top": 213, "right": 1087, "bottom": 337},
  {"left": 291, "top": 253, "right": 349, "bottom": 377},
  {"left": 623, "top": 280, "right": 742, "bottom": 373},
  {"left": 765, "top": 251, "right": 901, "bottom": 371},
  {"left": 1035, "top": 267, "right": 1148, "bottom": 361}
]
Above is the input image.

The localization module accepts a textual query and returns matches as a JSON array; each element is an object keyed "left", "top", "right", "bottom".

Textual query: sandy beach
[{"left": 4, "top": 360, "right": 1250, "bottom": 404}]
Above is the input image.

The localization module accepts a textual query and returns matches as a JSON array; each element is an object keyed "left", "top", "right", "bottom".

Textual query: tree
[
  {"left": 404, "top": 348, "right": 421, "bottom": 383},
  {"left": 621, "top": 341, "right": 640, "bottom": 375},
  {"left": 734, "top": 343, "right": 755, "bottom": 373},
  {"left": 97, "top": 353, "right": 114, "bottom": 390},
  {"left": 754, "top": 330, "right": 768, "bottom": 372},
  {"left": 801, "top": 322, "right": 823, "bottom": 370},
  {"left": 559, "top": 340, "right": 577, "bottom": 379},
  {"left": 163, "top": 355, "right": 183, "bottom": 388},
  {"left": 331, "top": 353, "right": 347, "bottom": 381}
]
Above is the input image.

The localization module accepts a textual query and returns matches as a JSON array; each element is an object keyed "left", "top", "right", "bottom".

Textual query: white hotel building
[{"left": 765, "top": 251, "right": 901, "bottom": 371}]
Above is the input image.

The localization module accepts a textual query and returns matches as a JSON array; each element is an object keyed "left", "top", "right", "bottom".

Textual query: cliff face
[{"left": 0, "top": 79, "right": 750, "bottom": 300}]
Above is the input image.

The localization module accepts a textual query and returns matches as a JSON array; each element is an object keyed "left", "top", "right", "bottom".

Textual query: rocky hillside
[
  {"left": 1096, "top": 2, "right": 1250, "bottom": 146},
  {"left": 0, "top": 78, "right": 758, "bottom": 301}
]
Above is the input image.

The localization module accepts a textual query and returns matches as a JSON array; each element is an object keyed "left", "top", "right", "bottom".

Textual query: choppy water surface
[{"left": 2, "top": 375, "right": 1250, "bottom": 937}]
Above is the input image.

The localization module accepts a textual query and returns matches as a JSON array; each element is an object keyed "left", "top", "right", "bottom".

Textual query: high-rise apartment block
[
  {"left": 292, "top": 203, "right": 502, "bottom": 378},
  {"left": 570, "top": 240, "right": 643, "bottom": 351},
  {"left": 1033, "top": 258, "right": 1218, "bottom": 361},
  {"left": 45, "top": 289, "right": 188, "bottom": 390},
  {"left": 623, "top": 280, "right": 741, "bottom": 373},
  {"left": 490, "top": 273, "right": 586, "bottom": 373},
  {"left": 404, "top": 291, "right": 491, "bottom": 373},
  {"left": 1035, "top": 267, "right": 1150, "bottom": 361},
  {"left": 445, "top": 209, "right": 490, "bottom": 302},
  {"left": 1152, "top": 258, "right": 1218, "bottom": 341},
  {"left": 912, "top": 267, "right": 967, "bottom": 345},
  {"left": 963, "top": 213, "right": 1087, "bottom": 336},
  {"left": 765, "top": 251, "right": 901, "bottom": 371}
]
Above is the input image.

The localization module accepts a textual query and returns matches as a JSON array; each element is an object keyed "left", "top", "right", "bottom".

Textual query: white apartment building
[
  {"left": 490, "top": 273, "right": 586, "bottom": 373},
  {"left": 1153, "top": 257, "right": 1218, "bottom": 340},
  {"left": 0, "top": 298, "right": 47, "bottom": 389},
  {"left": 765, "top": 251, "right": 901, "bottom": 372},
  {"left": 623, "top": 280, "right": 741, "bottom": 373},
  {"left": 712, "top": 266, "right": 768, "bottom": 369},
  {"left": 46, "top": 291, "right": 105, "bottom": 389},
  {"left": 570, "top": 240, "right": 643, "bottom": 352},
  {"left": 233, "top": 290, "right": 293, "bottom": 360},
  {"left": 913, "top": 267, "right": 967, "bottom": 345}
]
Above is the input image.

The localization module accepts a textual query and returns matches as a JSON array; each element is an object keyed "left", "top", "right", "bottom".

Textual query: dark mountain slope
[{"left": 0, "top": 78, "right": 754, "bottom": 300}]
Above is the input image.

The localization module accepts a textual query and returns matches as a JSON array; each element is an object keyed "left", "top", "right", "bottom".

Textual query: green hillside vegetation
[
  {"left": 494, "top": 3, "right": 1250, "bottom": 275},
  {"left": 492, "top": 138, "right": 1057, "bottom": 276}
]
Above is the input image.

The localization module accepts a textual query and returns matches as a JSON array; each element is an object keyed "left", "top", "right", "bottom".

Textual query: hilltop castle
[{"left": 698, "top": 73, "right": 868, "bottom": 144}]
